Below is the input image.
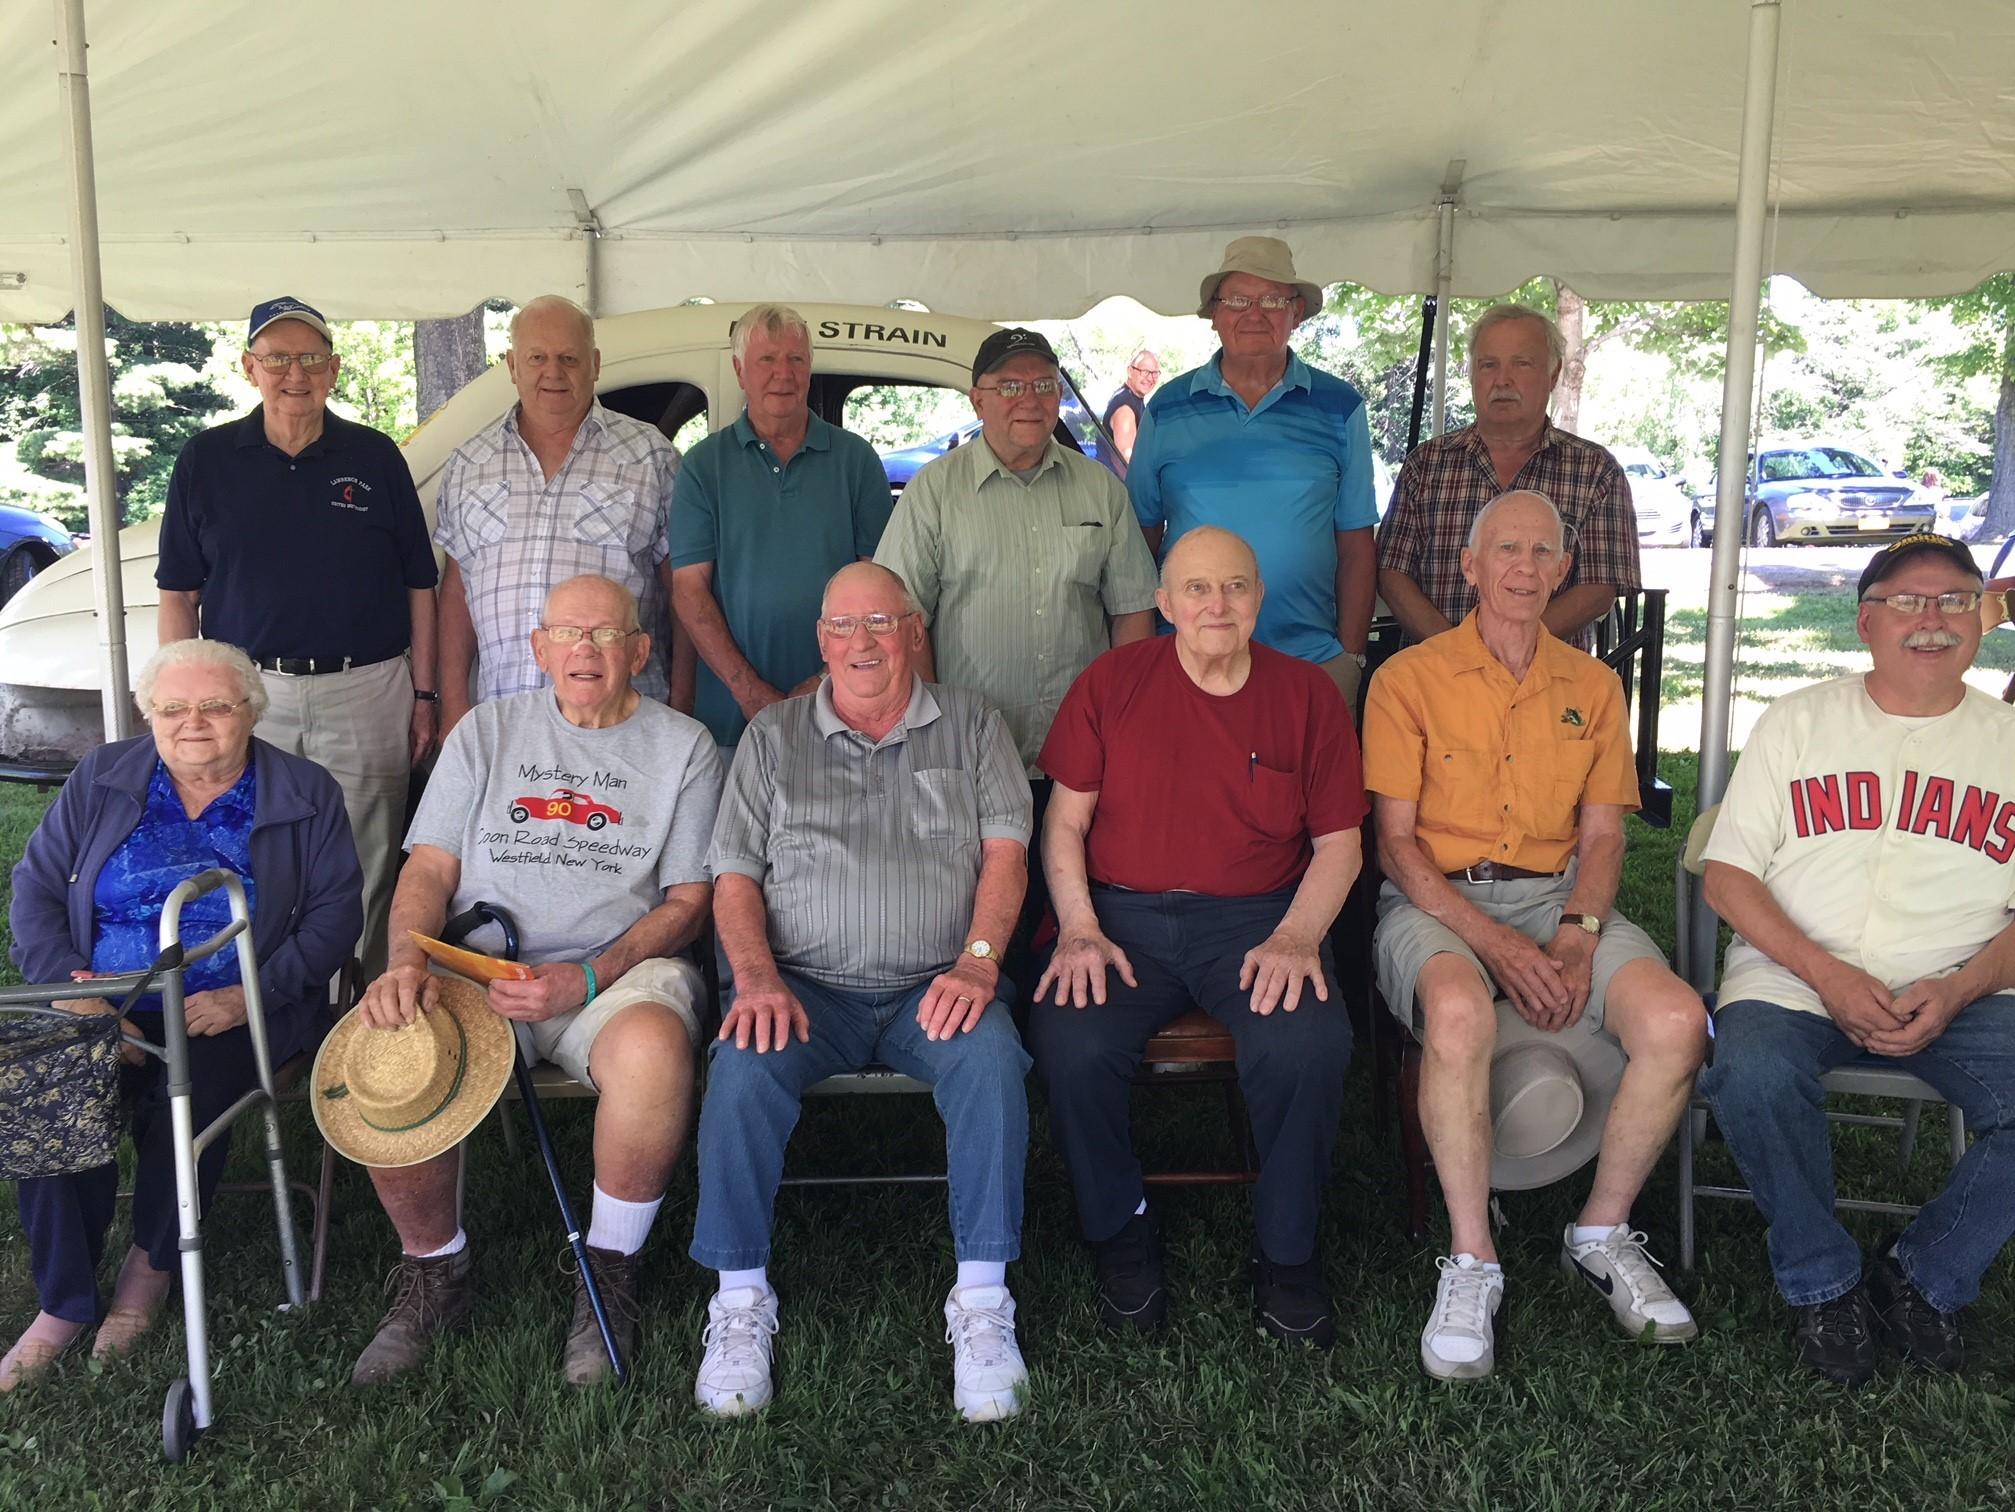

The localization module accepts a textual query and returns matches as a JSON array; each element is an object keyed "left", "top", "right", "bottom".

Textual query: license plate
[{"left": 1858, "top": 514, "right": 1889, "bottom": 530}]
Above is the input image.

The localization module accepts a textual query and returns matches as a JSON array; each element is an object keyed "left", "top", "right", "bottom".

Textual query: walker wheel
[{"left": 162, "top": 1377, "right": 198, "bottom": 1463}]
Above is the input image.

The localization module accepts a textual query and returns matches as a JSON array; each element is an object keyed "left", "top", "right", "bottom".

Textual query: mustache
[{"left": 1902, "top": 629, "right": 1963, "bottom": 649}]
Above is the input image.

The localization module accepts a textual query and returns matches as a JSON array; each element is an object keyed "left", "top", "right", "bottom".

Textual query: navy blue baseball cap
[
  {"left": 972, "top": 327, "right": 1059, "bottom": 383},
  {"left": 248, "top": 295, "right": 333, "bottom": 345},
  {"left": 1855, "top": 532, "right": 1982, "bottom": 599}
]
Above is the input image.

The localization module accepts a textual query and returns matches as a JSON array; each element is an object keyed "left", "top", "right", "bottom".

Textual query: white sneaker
[
  {"left": 1420, "top": 1255, "right": 1506, "bottom": 1381},
  {"left": 944, "top": 1284, "right": 1027, "bottom": 1423},
  {"left": 1560, "top": 1225, "right": 1698, "bottom": 1343},
  {"left": 695, "top": 1287, "right": 779, "bottom": 1416}
]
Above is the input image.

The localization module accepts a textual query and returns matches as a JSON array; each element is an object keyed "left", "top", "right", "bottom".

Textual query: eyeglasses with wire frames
[
  {"left": 150, "top": 697, "right": 252, "bottom": 721},
  {"left": 246, "top": 351, "right": 335, "bottom": 372},
  {"left": 1212, "top": 292, "right": 1301, "bottom": 313},
  {"left": 817, "top": 611, "right": 916, "bottom": 639},
  {"left": 538, "top": 624, "right": 643, "bottom": 647},
  {"left": 974, "top": 376, "right": 1066, "bottom": 400},
  {"left": 1861, "top": 590, "right": 1984, "bottom": 616}
]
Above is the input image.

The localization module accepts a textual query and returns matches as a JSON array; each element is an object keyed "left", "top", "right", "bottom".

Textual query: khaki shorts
[
  {"left": 1372, "top": 870, "right": 1666, "bottom": 1035},
  {"left": 514, "top": 956, "right": 704, "bottom": 1091}
]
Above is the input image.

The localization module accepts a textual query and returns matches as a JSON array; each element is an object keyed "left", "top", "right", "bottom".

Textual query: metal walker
[{"left": 0, "top": 867, "right": 303, "bottom": 1461}]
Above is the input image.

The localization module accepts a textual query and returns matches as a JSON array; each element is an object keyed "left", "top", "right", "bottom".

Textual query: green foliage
[
  {"left": 1933, "top": 271, "right": 2015, "bottom": 382},
  {"left": 0, "top": 311, "right": 233, "bottom": 533}
]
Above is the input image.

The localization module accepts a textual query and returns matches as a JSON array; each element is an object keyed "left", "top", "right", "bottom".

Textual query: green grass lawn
[{"left": 2, "top": 600, "right": 2013, "bottom": 1510}]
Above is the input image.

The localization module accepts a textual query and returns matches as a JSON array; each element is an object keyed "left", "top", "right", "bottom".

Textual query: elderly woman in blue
[{"left": 2, "top": 640, "right": 361, "bottom": 1389}]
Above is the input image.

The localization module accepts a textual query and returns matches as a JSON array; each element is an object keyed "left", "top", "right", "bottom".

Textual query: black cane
[{"left": 442, "top": 904, "right": 627, "bottom": 1384}]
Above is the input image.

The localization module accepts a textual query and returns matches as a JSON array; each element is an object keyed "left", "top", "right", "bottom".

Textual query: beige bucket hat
[
  {"left": 1487, "top": 1000, "right": 1628, "bottom": 1192},
  {"left": 311, "top": 976, "right": 516, "bottom": 1169},
  {"left": 1197, "top": 235, "right": 1324, "bottom": 319}
]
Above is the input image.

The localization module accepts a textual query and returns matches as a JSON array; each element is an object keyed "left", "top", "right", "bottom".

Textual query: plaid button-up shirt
[
  {"left": 435, "top": 402, "right": 680, "bottom": 703},
  {"left": 1377, "top": 422, "right": 1640, "bottom": 648}
]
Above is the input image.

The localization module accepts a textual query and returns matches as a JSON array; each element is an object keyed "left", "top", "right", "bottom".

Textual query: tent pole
[
  {"left": 1689, "top": 0, "right": 1781, "bottom": 988},
  {"left": 1430, "top": 166, "right": 1461, "bottom": 436},
  {"left": 54, "top": 0, "right": 133, "bottom": 745}
]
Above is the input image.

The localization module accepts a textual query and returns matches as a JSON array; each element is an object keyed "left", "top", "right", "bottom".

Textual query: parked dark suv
[
  {"left": 1743, "top": 444, "right": 1933, "bottom": 547},
  {"left": 0, "top": 503, "right": 75, "bottom": 607}
]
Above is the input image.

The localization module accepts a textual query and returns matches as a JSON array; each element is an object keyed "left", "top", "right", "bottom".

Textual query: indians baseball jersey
[{"left": 1704, "top": 674, "right": 2015, "bottom": 1017}]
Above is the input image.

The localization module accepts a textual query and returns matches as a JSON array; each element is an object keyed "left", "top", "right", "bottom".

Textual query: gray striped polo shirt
[{"left": 709, "top": 677, "right": 1032, "bottom": 990}]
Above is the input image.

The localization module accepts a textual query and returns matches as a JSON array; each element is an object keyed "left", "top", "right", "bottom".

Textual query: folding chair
[{"left": 1672, "top": 804, "right": 1968, "bottom": 1269}]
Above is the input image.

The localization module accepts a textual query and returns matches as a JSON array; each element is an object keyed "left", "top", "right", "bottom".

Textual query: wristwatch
[
  {"left": 1567, "top": 913, "right": 1602, "bottom": 937},
  {"left": 413, "top": 689, "right": 440, "bottom": 704},
  {"left": 1344, "top": 650, "right": 1368, "bottom": 669},
  {"left": 965, "top": 940, "right": 997, "bottom": 964}
]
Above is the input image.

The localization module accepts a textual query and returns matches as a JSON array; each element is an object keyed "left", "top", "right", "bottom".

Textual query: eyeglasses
[
  {"left": 1863, "top": 590, "right": 1984, "bottom": 615},
  {"left": 1212, "top": 293, "right": 1299, "bottom": 313},
  {"left": 818, "top": 612, "right": 912, "bottom": 639},
  {"left": 975, "top": 377, "right": 1065, "bottom": 400},
  {"left": 247, "top": 351, "right": 335, "bottom": 372},
  {"left": 539, "top": 624, "right": 641, "bottom": 646},
  {"left": 151, "top": 698, "right": 250, "bottom": 721},
  {"left": 1128, "top": 362, "right": 1159, "bottom": 375}
]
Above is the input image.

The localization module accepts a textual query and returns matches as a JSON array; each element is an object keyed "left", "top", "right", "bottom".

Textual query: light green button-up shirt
[{"left": 875, "top": 437, "right": 1159, "bottom": 772}]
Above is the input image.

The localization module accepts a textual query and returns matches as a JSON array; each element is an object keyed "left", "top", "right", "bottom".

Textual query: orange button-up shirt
[{"left": 1362, "top": 612, "right": 1639, "bottom": 874}]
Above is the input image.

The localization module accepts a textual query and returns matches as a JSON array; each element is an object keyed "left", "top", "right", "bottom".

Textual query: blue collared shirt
[{"left": 1128, "top": 351, "right": 1377, "bottom": 662}]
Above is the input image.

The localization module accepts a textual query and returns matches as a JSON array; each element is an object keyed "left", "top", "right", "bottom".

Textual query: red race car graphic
[{"left": 508, "top": 788, "right": 623, "bottom": 831}]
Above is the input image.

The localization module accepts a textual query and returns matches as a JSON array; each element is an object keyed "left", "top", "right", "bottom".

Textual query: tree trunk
[
  {"left": 1983, "top": 365, "right": 2015, "bottom": 543},
  {"left": 414, "top": 306, "right": 489, "bottom": 422},
  {"left": 1551, "top": 284, "right": 1588, "bottom": 434}
]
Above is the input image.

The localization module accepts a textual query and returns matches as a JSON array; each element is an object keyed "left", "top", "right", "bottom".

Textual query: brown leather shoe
[
  {"left": 350, "top": 1247, "right": 476, "bottom": 1388},
  {"left": 562, "top": 1246, "right": 641, "bottom": 1387}
]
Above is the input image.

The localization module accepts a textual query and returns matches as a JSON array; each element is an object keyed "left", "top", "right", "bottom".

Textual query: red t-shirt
[{"left": 1039, "top": 637, "right": 1369, "bottom": 896}]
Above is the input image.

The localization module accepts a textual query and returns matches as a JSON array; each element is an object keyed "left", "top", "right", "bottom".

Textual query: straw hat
[
  {"left": 1196, "top": 235, "right": 1323, "bottom": 319},
  {"left": 1487, "top": 1000, "right": 1628, "bottom": 1192},
  {"left": 311, "top": 976, "right": 515, "bottom": 1168}
]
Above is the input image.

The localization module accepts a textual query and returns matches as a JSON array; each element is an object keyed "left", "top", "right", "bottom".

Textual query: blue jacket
[{"left": 9, "top": 735, "right": 363, "bottom": 1066}]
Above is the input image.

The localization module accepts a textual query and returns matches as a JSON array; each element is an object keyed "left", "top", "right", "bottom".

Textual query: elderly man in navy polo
[
  {"left": 688, "top": 561, "right": 1034, "bottom": 1424},
  {"left": 157, "top": 295, "right": 439, "bottom": 976},
  {"left": 1128, "top": 237, "right": 1379, "bottom": 709}
]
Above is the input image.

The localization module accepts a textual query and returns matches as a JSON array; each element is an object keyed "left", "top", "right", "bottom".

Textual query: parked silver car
[{"left": 1742, "top": 444, "right": 1933, "bottom": 547}]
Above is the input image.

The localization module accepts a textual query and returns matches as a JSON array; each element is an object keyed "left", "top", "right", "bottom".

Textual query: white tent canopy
[{"left": 2, "top": 1, "right": 2014, "bottom": 324}]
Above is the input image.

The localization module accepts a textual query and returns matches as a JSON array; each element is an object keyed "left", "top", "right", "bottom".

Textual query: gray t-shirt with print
[{"left": 406, "top": 690, "right": 723, "bottom": 966}]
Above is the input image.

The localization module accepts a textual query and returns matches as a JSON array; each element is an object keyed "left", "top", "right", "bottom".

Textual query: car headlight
[{"left": 1781, "top": 490, "right": 1833, "bottom": 514}]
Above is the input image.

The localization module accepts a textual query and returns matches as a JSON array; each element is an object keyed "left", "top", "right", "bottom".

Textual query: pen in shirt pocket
[{"left": 1249, "top": 751, "right": 1257, "bottom": 783}]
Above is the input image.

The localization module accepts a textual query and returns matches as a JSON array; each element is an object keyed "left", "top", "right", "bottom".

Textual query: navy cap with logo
[
  {"left": 1855, "top": 532, "right": 1983, "bottom": 599},
  {"left": 972, "top": 327, "right": 1059, "bottom": 384},
  {"left": 248, "top": 296, "right": 334, "bottom": 346}
]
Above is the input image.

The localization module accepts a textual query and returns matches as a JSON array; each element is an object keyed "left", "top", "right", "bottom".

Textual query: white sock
[
  {"left": 956, "top": 1260, "right": 1007, "bottom": 1292},
  {"left": 718, "top": 1267, "right": 769, "bottom": 1297},
  {"left": 585, "top": 1184, "right": 662, "bottom": 1257},
  {"left": 413, "top": 1229, "right": 467, "bottom": 1260},
  {"left": 1572, "top": 1223, "right": 1621, "bottom": 1248},
  {"left": 1452, "top": 1252, "right": 1503, "bottom": 1275}
]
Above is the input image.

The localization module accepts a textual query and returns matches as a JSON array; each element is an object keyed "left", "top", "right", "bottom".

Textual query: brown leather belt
[{"left": 1444, "top": 861, "right": 1563, "bottom": 883}]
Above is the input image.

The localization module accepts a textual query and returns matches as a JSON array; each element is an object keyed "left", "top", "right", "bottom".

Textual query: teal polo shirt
[
  {"left": 1128, "top": 352, "right": 1377, "bottom": 663},
  {"left": 668, "top": 412, "right": 894, "bottom": 746}
]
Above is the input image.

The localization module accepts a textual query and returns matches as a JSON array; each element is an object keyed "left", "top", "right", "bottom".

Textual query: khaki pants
[
  {"left": 1318, "top": 651, "right": 1364, "bottom": 717},
  {"left": 257, "top": 656, "right": 411, "bottom": 978}
]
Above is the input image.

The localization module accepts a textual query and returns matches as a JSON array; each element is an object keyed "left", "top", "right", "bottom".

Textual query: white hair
[
  {"left": 509, "top": 294, "right": 595, "bottom": 351},
  {"left": 1467, "top": 490, "right": 1565, "bottom": 553},
  {"left": 820, "top": 561, "right": 919, "bottom": 618},
  {"left": 732, "top": 303, "right": 813, "bottom": 363},
  {"left": 134, "top": 639, "right": 267, "bottom": 721},
  {"left": 1469, "top": 303, "right": 1566, "bottom": 377},
  {"left": 543, "top": 573, "right": 641, "bottom": 633}
]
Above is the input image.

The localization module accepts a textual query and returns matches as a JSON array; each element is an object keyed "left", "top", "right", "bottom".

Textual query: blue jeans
[
  {"left": 1702, "top": 994, "right": 2015, "bottom": 1312},
  {"left": 1028, "top": 887, "right": 1352, "bottom": 1265},
  {"left": 689, "top": 969, "right": 1031, "bottom": 1269}
]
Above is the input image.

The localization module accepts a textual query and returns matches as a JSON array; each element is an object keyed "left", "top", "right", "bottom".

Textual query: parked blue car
[
  {"left": 0, "top": 503, "right": 75, "bottom": 607},
  {"left": 879, "top": 385, "right": 1121, "bottom": 492}
]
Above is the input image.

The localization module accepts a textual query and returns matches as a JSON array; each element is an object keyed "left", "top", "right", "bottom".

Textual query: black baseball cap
[
  {"left": 972, "top": 327, "right": 1059, "bottom": 383},
  {"left": 1855, "top": 533, "right": 1983, "bottom": 599}
]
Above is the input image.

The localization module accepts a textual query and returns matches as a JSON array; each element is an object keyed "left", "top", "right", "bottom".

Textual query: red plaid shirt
[{"left": 1377, "top": 422, "right": 1640, "bottom": 647}]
